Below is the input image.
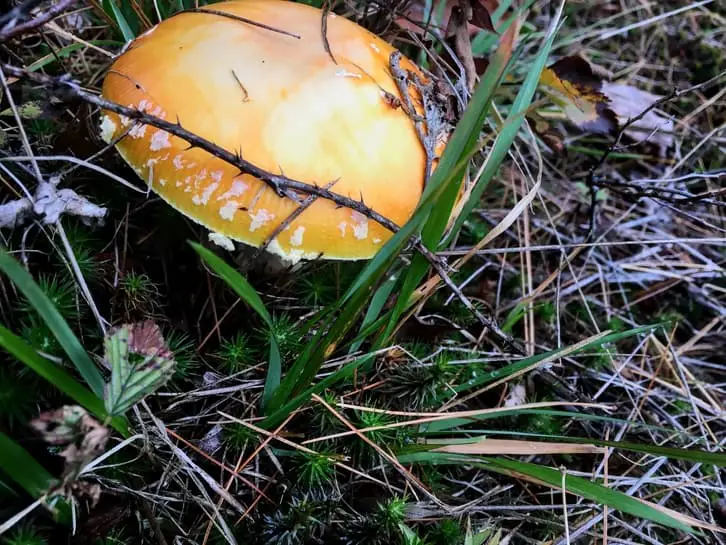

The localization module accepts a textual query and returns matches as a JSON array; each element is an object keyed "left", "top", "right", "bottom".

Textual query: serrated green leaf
[{"left": 104, "top": 323, "right": 176, "bottom": 417}]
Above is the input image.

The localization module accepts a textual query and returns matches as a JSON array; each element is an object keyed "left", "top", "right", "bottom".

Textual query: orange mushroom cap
[{"left": 100, "top": 0, "right": 442, "bottom": 263}]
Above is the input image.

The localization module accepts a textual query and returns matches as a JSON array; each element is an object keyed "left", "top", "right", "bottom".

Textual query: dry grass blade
[{"left": 430, "top": 438, "right": 605, "bottom": 455}]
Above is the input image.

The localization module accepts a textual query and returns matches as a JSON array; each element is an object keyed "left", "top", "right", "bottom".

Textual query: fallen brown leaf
[
  {"left": 539, "top": 55, "right": 618, "bottom": 136},
  {"left": 396, "top": 0, "right": 499, "bottom": 37},
  {"left": 601, "top": 81, "right": 675, "bottom": 155}
]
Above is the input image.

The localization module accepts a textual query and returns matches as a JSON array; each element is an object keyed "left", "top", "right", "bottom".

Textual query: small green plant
[
  {"left": 17, "top": 274, "right": 80, "bottom": 323},
  {"left": 2, "top": 525, "right": 47, "bottom": 545},
  {"left": 258, "top": 313, "right": 304, "bottom": 360},
  {"left": 260, "top": 494, "right": 330, "bottom": 545},
  {"left": 224, "top": 423, "right": 257, "bottom": 453},
  {"left": 164, "top": 328, "right": 200, "bottom": 381},
  {"left": 384, "top": 355, "right": 456, "bottom": 410},
  {"left": 119, "top": 271, "right": 161, "bottom": 315},
  {"left": 93, "top": 529, "right": 127, "bottom": 545},
  {"left": 298, "top": 273, "right": 336, "bottom": 307},
  {"left": 427, "top": 519, "right": 463, "bottom": 545},
  {"left": 357, "top": 409, "right": 396, "bottom": 445},
  {"left": 378, "top": 497, "right": 408, "bottom": 529},
  {"left": 295, "top": 452, "right": 336, "bottom": 489},
  {"left": 215, "top": 332, "right": 257, "bottom": 374},
  {"left": 20, "top": 315, "right": 63, "bottom": 357},
  {"left": 0, "top": 367, "right": 38, "bottom": 428}
]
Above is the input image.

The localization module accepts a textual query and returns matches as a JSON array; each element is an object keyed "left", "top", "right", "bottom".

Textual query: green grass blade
[
  {"left": 397, "top": 452, "right": 695, "bottom": 533},
  {"left": 484, "top": 457, "right": 695, "bottom": 533},
  {"left": 0, "top": 249, "right": 105, "bottom": 398},
  {"left": 0, "top": 324, "right": 128, "bottom": 436},
  {"left": 262, "top": 356, "right": 368, "bottom": 429},
  {"left": 379, "top": 19, "right": 519, "bottom": 343},
  {"left": 413, "top": 431, "right": 726, "bottom": 466},
  {"left": 421, "top": 409, "right": 686, "bottom": 438},
  {"left": 433, "top": 324, "right": 656, "bottom": 408},
  {"left": 444, "top": 16, "right": 565, "bottom": 242},
  {"left": 102, "top": 0, "right": 136, "bottom": 41},
  {"left": 0, "top": 432, "right": 58, "bottom": 498},
  {"left": 348, "top": 273, "right": 398, "bottom": 354},
  {"left": 189, "top": 242, "right": 281, "bottom": 408},
  {"left": 557, "top": 438, "right": 726, "bottom": 466},
  {"left": 0, "top": 433, "right": 73, "bottom": 523}
]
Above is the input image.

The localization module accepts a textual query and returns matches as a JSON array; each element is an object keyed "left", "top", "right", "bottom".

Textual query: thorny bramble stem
[{"left": 2, "top": 61, "right": 518, "bottom": 351}]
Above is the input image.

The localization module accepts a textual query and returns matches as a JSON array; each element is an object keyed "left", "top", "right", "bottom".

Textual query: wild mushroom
[{"left": 99, "top": 0, "right": 449, "bottom": 264}]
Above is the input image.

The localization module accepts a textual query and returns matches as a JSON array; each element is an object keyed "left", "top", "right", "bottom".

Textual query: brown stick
[{"left": 0, "top": 0, "right": 76, "bottom": 42}]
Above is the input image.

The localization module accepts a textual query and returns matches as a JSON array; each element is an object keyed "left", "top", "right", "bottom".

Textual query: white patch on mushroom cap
[
  {"left": 150, "top": 130, "right": 171, "bottom": 151},
  {"left": 351, "top": 211, "right": 368, "bottom": 240},
  {"left": 338, "top": 221, "right": 347, "bottom": 237},
  {"left": 159, "top": 178, "right": 167, "bottom": 187},
  {"left": 266, "top": 238, "right": 306, "bottom": 265},
  {"left": 208, "top": 232, "right": 235, "bottom": 251},
  {"left": 335, "top": 69, "right": 362, "bottom": 79},
  {"left": 370, "top": 42, "right": 380, "bottom": 53},
  {"left": 99, "top": 115, "right": 116, "bottom": 143},
  {"left": 210, "top": 170, "right": 224, "bottom": 183},
  {"left": 217, "top": 179, "right": 249, "bottom": 201},
  {"left": 219, "top": 200, "right": 239, "bottom": 221},
  {"left": 249, "top": 209, "right": 275, "bottom": 232},
  {"left": 173, "top": 155, "right": 185, "bottom": 170},
  {"left": 373, "top": 237, "right": 381, "bottom": 244},
  {"left": 290, "top": 226, "right": 305, "bottom": 247},
  {"left": 128, "top": 123, "right": 147, "bottom": 139},
  {"left": 192, "top": 182, "right": 219, "bottom": 205},
  {"left": 149, "top": 105, "right": 165, "bottom": 119}
]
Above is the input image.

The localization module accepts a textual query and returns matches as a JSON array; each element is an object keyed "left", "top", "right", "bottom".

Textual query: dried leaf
[
  {"left": 31, "top": 405, "right": 110, "bottom": 481},
  {"left": 397, "top": 0, "right": 498, "bottom": 37},
  {"left": 433, "top": 438, "right": 605, "bottom": 455},
  {"left": 601, "top": 82, "right": 675, "bottom": 155},
  {"left": 503, "top": 383, "right": 526, "bottom": 408},
  {"left": 528, "top": 112, "right": 565, "bottom": 154},
  {"left": 103, "top": 320, "right": 176, "bottom": 417},
  {"left": 449, "top": 5, "right": 478, "bottom": 92},
  {"left": 30, "top": 405, "right": 88, "bottom": 445},
  {"left": 539, "top": 55, "right": 618, "bottom": 136}
]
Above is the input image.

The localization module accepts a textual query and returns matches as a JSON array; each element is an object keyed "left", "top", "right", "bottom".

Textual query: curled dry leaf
[
  {"left": 539, "top": 55, "right": 619, "bottom": 136},
  {"left": 449, "top": 5, "right": 478, "bottom": 91},
  {"left": 31, "top": 405, "right": 110, "bottom": 481}
]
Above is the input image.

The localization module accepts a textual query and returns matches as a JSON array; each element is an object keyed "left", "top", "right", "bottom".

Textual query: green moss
[
  {"left": 295, "top": 452, "right": 336, "bottom": 489},
  {"left": 2, "top": 525, "right": 47, "bottom": 545},
  {"left": 164, "top": 328, "right": 200, "bottom": 382},
  {"left": 0, "top": 367, "right": 38, "bottom": 428},
  {"left": 17, "top": 274, "right": 81, "bottom": 323},
  {"left": 214, "top": 332, "right": 259, "bottom": 374}
]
